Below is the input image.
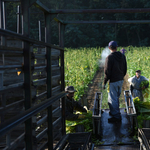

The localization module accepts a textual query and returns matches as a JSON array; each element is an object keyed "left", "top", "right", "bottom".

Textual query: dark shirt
[
  {"left": 104, "top": 51, "right": 127, "bottom": 85},
  {"left": 65, "top": 96, "right": 87, "bottom": 121}
]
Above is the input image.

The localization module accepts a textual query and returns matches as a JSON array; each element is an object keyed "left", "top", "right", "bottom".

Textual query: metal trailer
[{"left": 1, "top": 1, "right": 150, "bottom": 149}]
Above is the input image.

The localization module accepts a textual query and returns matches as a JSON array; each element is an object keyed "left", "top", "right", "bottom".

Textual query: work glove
[
  {"left": 78, "top": 114, "right": 85, "bottom": 119},
  {"left": 83, "top": 106, "right": 88, "bottom": 113}
]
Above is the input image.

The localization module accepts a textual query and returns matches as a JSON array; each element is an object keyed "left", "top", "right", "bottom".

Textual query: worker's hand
[
  {"left": 142, "top": 86, "right": 146, "bottom": 90},
  {"left": 78, "top": 114, "right": 85, "bottom": 119},
  {"left": 83, "top": 106, "right": 88, "bottom": 113}
]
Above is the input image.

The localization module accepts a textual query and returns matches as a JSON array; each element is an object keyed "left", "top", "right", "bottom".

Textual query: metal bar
[
  {"left": 45, "top": 12, "right": 53, "bottom": 150},
  {"left": 49, "top": 8, "right": 150, "bottom": 14},
  {"left": 34, "top": 86, "right": 61, "bottom": 101},
  {"left": 0, "top": 65, "right": 22, "bottom": 69},
  {"left": 59, "top": 22, "right": 66, "bottom": 136},
  {"left": 0, "top": 82, "right": 23, "bottom": 93},
  {"left": 34, "top": 53, "right": 46, "bottom": 59},
  {"left": 0, "top": 28, "right": 65, "bottom": 51},
  {"left": 0, "top": 99, "right": 24, "bottom": 114},
  {"left": 33, "top": 75, "right": 60, "bottom": 86},
  {"left": 37, "top": 141, "right": 48, "bottom": 150},
  {"left": 63, "top": 20, "right": 150, "bottom": 24},
  {"left": 34, "top": 0, "right": 49, "bottom": 13},
  {"left": 34, "top": 65, "right": 46, "bottom": 70},
  {"left": 36, "top": 128, "right": 47, "bottom": 142},
  {"left": 21, "top": 1, "right": 33, "bottom": 149},
  {"left": 2, "top": 1, "right": 5, "bottom": 29},
  {"left": 53, "top": 128, "right": 62, "bottom": 141},
  {"left": 4, "top": 133, "right": 25, "bottom": 150},
  {"left": 37, "top": 107, "right": 60, "bottom": 127},
  {"left": 0, "top": 45, "right": 23, "bottom": 51},
  {"left": 38, "top": 20, "right": 41, "bottom": 41},
  {"left": 0, "top": 0, "right": 3, "bottom": 28},
  {"left": 17, "top": 5, "right": 20, "bottom": 33},
  {"left": 0, "top": 92, "right": 66, "bottom": 138},
  {"left": 3, "top": 0, "right": 20, "bottom": 1},
  {"left": 54, "top": 134, "right": 69, "bottom": 150}
]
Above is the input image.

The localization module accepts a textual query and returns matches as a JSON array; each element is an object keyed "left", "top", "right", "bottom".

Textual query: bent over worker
[
  {"left": 128, "top": 70, "right": 149, "bottom": 101},
  {"left": 65, "top": 86, "right": 87, "bottom": 121},
  {"left": 103, "top": 41, "right": 127, "bottom": 123}
]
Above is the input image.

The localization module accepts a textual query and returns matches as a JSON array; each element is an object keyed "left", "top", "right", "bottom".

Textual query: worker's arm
[
  {"left": 124, "top": 55, "right": 127, "bottom": 76},
  {"left": 73, "top": 100, "right": 87, "bottom": 113},
  {"left": 104, "top": 56, "right": 112, "bottom": 85},
  {"left": 65, "top": 110, "right": 79, "bottom": 121}
]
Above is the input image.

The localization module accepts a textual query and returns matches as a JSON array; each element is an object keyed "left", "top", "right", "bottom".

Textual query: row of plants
[
  {"left": 64, "top": 47, "right": 102, "bottom": 101},
  {"left": 64, "top": 47, "right": 104, "bottom": 145}
]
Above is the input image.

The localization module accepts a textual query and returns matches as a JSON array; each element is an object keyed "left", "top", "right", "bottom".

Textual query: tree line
[{"left": 5, "top": 0, "right": 150, "bottom": 48}]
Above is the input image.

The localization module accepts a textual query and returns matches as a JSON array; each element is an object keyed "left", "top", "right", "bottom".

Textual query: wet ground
[{"left": 95, "top": 108, "right": 140, "bottom": 150}]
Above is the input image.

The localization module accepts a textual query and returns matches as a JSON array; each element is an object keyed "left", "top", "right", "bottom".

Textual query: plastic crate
[
  {"left": 138, "top": 128, "right": 150, "bottom": 150},
  {"left": 54, "top": 132, "right": 94, "bottom": 150},
  {"left": 92, "top": 92, "right": 102, "bottom": 135}
]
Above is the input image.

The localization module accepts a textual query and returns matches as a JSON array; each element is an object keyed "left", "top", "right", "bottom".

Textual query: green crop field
[
  {"left": 64, "top": 46, "right": 150, "bottom": 110},
  {"left": 64, "top": 46, "right": 150, "bottom": 138},
  {"left": 65, "top": 47, "right": 102, "bottom": 101}
]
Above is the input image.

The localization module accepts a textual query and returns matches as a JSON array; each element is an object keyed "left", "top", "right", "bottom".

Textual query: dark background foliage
[{"left": 5, "top": 0, "right": 150, "bottom": 48}]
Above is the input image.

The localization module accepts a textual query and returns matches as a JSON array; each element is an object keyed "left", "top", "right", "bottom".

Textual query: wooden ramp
[{"left": 95, "top": 108, "right": 140, "bottom": 149}]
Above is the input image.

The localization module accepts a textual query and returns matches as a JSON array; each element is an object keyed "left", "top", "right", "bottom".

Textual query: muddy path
[{"left": 81, "top": 68, "right": 130, "bottom": 110}]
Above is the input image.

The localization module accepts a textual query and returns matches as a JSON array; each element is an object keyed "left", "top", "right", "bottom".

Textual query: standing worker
[
  {"left": 120, "top": 47, "right": 127, "bottom": 55},
  {"left": 103, "top": 41, "right": 127, "bottom": 123},
  {"left": 128, "top": 70, "right": 149, "bottom": 101},
  {"left": 65, "top": 86, "right": 87, "bottom": 121}
]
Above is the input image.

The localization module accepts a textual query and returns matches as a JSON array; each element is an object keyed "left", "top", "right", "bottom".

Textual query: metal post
[
  {"left": 21, "top": 0, "right": 33, "bottom": 149},
  {"left": 45, "top": 12, "right": 53, "bottom": 150},
  {"left": 2, "top": 1, "right": 5, "bottom": 29},
  {"left": 17, "top": 5, "right": 20, "bottom": 33},
  {"left": 0, "top": 0, "right": 3, "bottom": 29},
  {"left": 39, "top": 20, "right": 41, "bottom": 41},
  {"left": 59, "top": 22, "right": 66, "bottom": 136}
]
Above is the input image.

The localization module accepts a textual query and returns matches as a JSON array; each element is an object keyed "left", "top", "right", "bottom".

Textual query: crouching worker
[
  {"left": 65, "top": 86, "right": 87, "bottom": 121},
  {"left": 128, "top": 70, "right": 149, "bottom": 101}
]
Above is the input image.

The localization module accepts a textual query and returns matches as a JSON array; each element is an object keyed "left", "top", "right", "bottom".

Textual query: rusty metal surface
[{"left": 100, "top": 108, "right": 135, "bottom": 146}]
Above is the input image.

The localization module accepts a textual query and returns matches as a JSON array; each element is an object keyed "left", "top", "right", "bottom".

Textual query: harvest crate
[
  {"left": 54, "top": 132, "right": 94, "bottom": 150},
  {"left": 124, "top": 90, "right": 138, "bottom": 134},
  {"left": 138, "top": 128, "right": 150, "bottom": 150},
  {"left": 92, "top": 92, "right": 102, "bottom": 136}
]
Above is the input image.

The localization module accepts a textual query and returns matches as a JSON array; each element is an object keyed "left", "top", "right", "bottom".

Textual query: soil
[{"left": 82, "top": 68, "right": 130, "bottom": 110}]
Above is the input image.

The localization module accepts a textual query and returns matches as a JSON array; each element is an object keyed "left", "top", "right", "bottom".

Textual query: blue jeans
[{"left": 108, "top": 80, "right": 123, "bottom": 119}]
